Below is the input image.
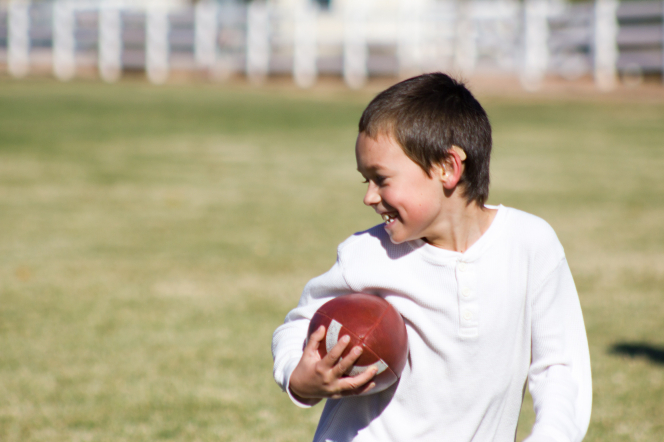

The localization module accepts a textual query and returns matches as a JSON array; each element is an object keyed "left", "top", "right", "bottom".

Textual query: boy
[{"left": 272, "top": 73, "right": 592, "bottom": 442}]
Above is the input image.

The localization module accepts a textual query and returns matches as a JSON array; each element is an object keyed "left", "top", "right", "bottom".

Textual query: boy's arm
[
  {"left": 525, "top": 257, "right": 592, "bottom": 442},
  {"left": 272, "top": 255, "right": 355, "bottom": 407},
  {"left": 272, "top": 317, "right": 319, "bottom": 407}
]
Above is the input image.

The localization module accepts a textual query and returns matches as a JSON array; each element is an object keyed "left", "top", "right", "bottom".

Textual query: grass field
[{"left": 1, "top": 78, "right": 663, "bottom": 442}]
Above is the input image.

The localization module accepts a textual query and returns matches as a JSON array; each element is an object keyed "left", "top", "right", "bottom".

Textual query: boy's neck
[{"left": 423, "top": 201, "right": 498, "bottom": 253}]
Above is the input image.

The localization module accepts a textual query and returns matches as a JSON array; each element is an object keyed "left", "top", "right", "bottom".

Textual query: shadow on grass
[{"left": 609, "top": 342, "right": 664, "bottom": 365}]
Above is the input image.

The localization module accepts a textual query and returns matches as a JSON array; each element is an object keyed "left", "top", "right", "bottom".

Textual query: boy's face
[{"left": 356, "top": 132, "right": 447, "bottom": 245}]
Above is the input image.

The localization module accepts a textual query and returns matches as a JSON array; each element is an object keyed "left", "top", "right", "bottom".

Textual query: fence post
[
  {"left": 246, "top": 1, "right": 270, "bottom": 84},
  {"left": 8, "top": 0, "right": 30, "bottom": 78},
  {"left": 293, "top": 2, "right": 317, "bottom": 88},
  {"left": 521, "top": 0, "right": 549, "bottom": 91},
  {"left": 146, "top": 3, "right": 169, "bottom": 84},
  {"left": 53, "top": 0, "right": 76, "bottom": 81},
  {"left": 195, "top": 0, "right": 218, "bottom": 74},
  {"left": 397, "top": 0, "right": 423, "bottom": 78},
  {"left": 344, "top": 1, "right": 369, "bottom": 89},
  {"left": 594, "top": 0, "right": 618, "bottom": 91},
  {"left": 454, "top": 0, "right": 477, "bottom": 76},
  {"left": 99, "top": 5, "right": 122, "bottom": 83}
]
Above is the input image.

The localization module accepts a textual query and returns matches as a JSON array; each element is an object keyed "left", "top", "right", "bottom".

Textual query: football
[{"left": 307, "top": 293, "right": 408, "bottom": 395}]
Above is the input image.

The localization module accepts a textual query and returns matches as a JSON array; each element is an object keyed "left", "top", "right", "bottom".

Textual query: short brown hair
[{"left": 358, "top": 73, "right": 491, "bottom": 206}]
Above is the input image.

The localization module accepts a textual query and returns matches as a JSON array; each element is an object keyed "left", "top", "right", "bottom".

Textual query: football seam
[
  {"left": 362, "top": 303, "right": 391, "bottom": 343},
  {"left": 316, "top": 312, "right": 397, "bottom": 378},
  {"left": 317, "top": 311, "right": 366, "bottom": 347}
]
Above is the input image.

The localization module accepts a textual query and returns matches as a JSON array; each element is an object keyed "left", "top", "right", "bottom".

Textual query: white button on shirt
[
  {"left": 462, "top": 287, "right": 471, "bottom": 297},
  {"left": 459, "top": 262, "right": 467, "bottom": 272}
]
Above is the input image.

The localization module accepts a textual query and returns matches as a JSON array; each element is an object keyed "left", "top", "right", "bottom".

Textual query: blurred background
[
  {"left": 0, "top": 0, "right": 663, "bottom": 89},
  {"left": 1, "top": 0, "right": 663, "bottom": 441}
]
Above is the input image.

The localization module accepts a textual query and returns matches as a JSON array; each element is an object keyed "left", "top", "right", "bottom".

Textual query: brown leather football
[{"left": 307, "top": 293, "right": 408, "bottom": 395}]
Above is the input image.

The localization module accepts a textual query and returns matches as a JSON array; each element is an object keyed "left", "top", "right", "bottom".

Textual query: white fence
[{"left": 0, "top": 0, "right": 662, "bottom": 90}]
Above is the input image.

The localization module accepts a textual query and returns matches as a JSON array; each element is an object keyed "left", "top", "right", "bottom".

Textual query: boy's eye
[{"left": 360, "top": 176, "right": 387, "bottom": 185}]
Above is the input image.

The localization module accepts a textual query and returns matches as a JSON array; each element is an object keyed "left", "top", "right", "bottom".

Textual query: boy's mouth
[{"left": 381, "top": 213, "right": 398, "bottom": 225}]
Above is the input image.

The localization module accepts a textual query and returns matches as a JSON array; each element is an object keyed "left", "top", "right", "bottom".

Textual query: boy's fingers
[
  {"left": 331, "top": 367, "right": 378, "bottom": 398},
  {"left": 345, "top": 380, "right": 376, "bottom": 397},
  {"left": 345, "top": 365, "right": 378, "bottom": 390},
  {"left": 305, "top": 325, "right": 326, "bottom": 353},
  {"left": 310, "top": 325, "right": 326, "bottom": 343},
  {"left": 335, "top": 345, "right": 363, "bottom": 376},
  {"left": 324, "top": 334, "right": 351, "bottom": 366}
]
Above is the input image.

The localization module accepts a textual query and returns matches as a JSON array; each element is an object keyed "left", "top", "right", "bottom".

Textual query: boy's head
[{"left": 358, "top": 73, "right": 491, "bottom": 206}]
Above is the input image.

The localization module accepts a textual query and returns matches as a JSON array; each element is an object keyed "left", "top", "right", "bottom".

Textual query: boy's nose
[{"left": 363, "top": 183, "right": 380, "bottom": 207}]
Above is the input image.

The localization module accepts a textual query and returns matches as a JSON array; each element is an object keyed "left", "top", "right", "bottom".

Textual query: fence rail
[{"left": 0, "top": 0, "right": 662, "bottom": 89}]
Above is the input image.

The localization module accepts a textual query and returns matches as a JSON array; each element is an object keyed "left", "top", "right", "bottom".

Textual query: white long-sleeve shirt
[{"left": 272, "top": 205, "right": 592, "bottom": 442}]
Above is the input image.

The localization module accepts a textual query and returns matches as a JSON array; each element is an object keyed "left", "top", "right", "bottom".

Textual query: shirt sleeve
[
  {"left": 271, "top": 253, "right": 352, "bottom": 408},
  {"left": 524, "top": 258, "right": 592, "bottom": 442}
]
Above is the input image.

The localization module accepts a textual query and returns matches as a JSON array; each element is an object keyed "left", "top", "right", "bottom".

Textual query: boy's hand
[{"left": 289, "top": 325, "right": 378, "bottom": 404}]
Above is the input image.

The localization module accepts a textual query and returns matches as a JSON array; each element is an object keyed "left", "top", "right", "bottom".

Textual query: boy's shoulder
[
  {"left": 331, "top": 225, "right": 421, "bottom": 290},
  {"left": 497, "top": 206, "right": 567, "bottom": 265},
  {"left": 338, "top": 223, "right": 404, "bottom": 253},
  {"left": 501, "top": 206, "right": 562, "bottom": 244},
  {"left": 339, "top": 223, "right": 388, "bottom": 247},
  {"left": 336, "top": 224, "right": 416, "bottom": 264}
]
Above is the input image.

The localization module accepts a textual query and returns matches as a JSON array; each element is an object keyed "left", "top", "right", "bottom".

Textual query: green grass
[{"left": 1, "top": 78, "right": 663, "bottom": 441}]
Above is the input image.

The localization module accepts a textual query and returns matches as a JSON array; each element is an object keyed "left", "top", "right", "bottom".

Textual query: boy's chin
[{"left": 384, "top": 226, "right": 409, "bottom": 245}]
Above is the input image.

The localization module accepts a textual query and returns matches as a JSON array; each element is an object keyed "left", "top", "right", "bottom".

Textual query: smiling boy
[{"left": 272, "top": 73, "right": 592, "bottom": 442}]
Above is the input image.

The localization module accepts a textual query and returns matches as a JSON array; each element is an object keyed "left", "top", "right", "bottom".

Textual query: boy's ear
[
  {"left": 450, "top": 145, "right": 467, "bottom": 161},
  {"left": 437, "top": 145, "right": 465, "bottom": 189}
]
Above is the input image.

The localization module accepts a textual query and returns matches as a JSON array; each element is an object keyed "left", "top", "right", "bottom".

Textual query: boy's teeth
[{"left": 382, "top": 213, "right": 396, "bottom": 223}]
